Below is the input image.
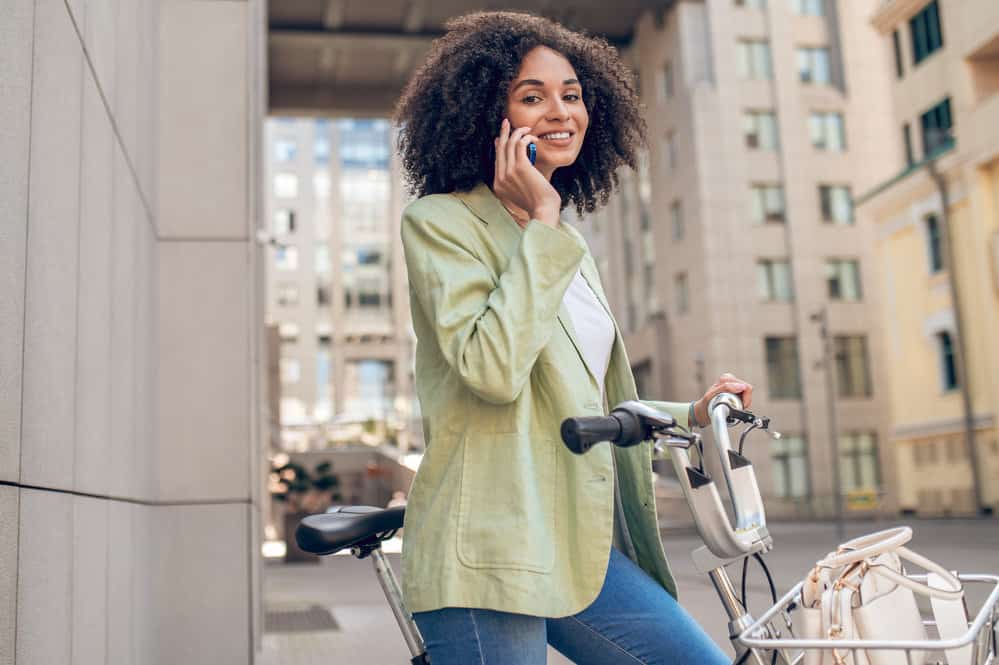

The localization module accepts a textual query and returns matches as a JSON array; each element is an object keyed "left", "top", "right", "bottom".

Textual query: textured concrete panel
[
  {"left": 114, "top": 0, "right": 138, "bottom": 169},
  {"left": 107, "top": 499, "right": 133, "bottom": 665},
  {"left": 72, "top": 496, "right": 108, "bottom": 665},
  {"left": 132, "top": 504, "right": 155, "bottom": 665},
  {"left": 16, "top": 489, "right": 72, "bottom": 664},
  {"left": 75, "top": 68, "right": 114, "bottom": 496},
  {"left": 132, "top": 222, "right": 157, "bottom": 501},
  {"left": 0, "top": 0, "right": 33, "bottom": 483},
  {"left": 158, "top": 242, "right": 250, "bottom": 501},
  {"left": 109, "top": 143, "right": 137, "bottom": 499},
  {"left": 82, "top": 0, "right": 117, "bottom": 107},
  {"left": 136, "top": 0, "right": 158, "bottom": 215},
  {"left": 0, "top": 487, "right": 18, "bottom": 665},
  {"left": 158, "top": 0, "right": 248, "bottom": 239},
  {"left": 154, "top": 503, "right": 249, "bottom": 665},
  {"left": 20, "top": 0, "right": 83, "bottom": 489}
]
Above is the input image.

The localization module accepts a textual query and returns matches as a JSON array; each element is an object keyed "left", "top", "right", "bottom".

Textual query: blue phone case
[{"left": 528, "top": 142, "right": 536, "bottom": 165}]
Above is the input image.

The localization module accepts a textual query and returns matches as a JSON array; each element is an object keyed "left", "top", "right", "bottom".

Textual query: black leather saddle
[{"left": 295, "top": 505, "right": 406, "bottom": 556}]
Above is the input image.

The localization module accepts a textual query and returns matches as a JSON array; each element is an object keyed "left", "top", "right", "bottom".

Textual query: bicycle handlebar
[{"left": 560, "top": 401, "right": 676, "bottom": 454}]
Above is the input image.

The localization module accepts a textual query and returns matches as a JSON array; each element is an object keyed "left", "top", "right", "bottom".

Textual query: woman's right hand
[{"left": 492, "top": 118, "right": 561, "bottom": 227}]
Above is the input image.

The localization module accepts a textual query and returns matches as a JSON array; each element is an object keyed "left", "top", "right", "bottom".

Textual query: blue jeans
[{"left": 412, "top": 548, "right": 731, "bottom": 665}]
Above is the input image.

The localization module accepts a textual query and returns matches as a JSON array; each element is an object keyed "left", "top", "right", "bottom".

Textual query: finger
[
  {"left": 495, "top": 119, "right": 509, "bottom": 178},
  {"left": 743, "top": 383, "right": 753, "bottom": 408},
  {"left": 517, "top": 134, "right": 538, "bottom": 167}
]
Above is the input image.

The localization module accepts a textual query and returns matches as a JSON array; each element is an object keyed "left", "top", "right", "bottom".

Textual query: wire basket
[{"left": 737, "top": 574, "right": 999, "bottom": 665}]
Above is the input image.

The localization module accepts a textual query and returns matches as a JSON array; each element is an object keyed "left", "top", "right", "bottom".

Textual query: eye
[
  {"left": 521, "top": 94, "right": 542, "bottom": 104},
  {"left": 564, "top": 93, "right": 581, "bottom": 102}
]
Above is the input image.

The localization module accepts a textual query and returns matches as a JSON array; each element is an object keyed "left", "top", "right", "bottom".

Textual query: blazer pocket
[{"left": 456, "top": 433, "right": 557, "bottom": 573}]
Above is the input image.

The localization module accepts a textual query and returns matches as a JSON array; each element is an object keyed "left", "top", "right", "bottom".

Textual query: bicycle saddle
[{"left": 295, "top": 505, "right": 406, "bottom": 555}]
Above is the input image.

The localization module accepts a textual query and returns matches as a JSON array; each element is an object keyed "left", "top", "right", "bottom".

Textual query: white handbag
[{"left": 799, "top": 527, "right": 969, "bottom": 665}]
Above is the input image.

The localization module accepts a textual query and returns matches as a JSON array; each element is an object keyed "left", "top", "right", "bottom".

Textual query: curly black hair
[{"left": 393, "top": 11, "right": 647, "bottom": 216}]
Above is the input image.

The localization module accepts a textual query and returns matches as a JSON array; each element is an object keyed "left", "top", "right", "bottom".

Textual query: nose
[{"left": 548, "top": 96, "right": 570, "bottom": 122}]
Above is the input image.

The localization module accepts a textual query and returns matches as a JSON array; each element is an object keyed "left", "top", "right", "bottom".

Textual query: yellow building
[{"left": 859, "top": 0, "right": 999, "bottom": 515}]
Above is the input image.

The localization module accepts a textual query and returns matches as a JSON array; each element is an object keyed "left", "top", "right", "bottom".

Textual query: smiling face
[{"left": 505, "top": 46, "right": 589, "bottom": 177}]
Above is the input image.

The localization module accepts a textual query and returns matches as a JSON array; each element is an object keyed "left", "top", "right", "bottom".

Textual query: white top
[{"left": 562, "top": 269, "right": 615, "bottom": 398}]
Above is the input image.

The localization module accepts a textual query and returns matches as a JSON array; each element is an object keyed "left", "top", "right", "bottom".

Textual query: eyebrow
[{"left": 512, "top": 78, "right": 581, "bottom": 92}]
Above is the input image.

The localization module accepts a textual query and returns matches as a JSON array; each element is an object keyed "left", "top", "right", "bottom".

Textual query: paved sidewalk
[{"left": 257, "top": 519, "right": 999, "bottom": 664}]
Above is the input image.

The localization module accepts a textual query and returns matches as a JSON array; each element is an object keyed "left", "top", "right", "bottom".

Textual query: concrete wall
[{"left": 0, "top": 0, "right": 265, "bottom": 662}]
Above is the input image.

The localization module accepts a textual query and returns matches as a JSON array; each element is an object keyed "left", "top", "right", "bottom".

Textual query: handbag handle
[
  {"left": 815, "top": 526, "right": 912, "bottom": 569},
  {"left": 862, "top": 546, "right": 964, "bottom": 601}
]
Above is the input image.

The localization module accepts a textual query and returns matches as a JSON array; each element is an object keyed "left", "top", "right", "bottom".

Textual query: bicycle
[{"left": 295, "top": 394, "right": 999, "bottom": 665}]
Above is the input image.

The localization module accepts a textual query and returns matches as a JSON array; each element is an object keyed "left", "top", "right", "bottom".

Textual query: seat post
[{"left": 363, "top": 546, "right": 428, "bottom": 663}]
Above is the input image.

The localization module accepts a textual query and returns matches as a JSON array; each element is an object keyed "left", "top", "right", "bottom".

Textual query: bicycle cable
[{"left": 738, "top": 552, "right": 780, "bottom": 665}]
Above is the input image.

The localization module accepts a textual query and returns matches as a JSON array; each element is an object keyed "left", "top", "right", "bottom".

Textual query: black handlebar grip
[{"left": 561, "top": 415, "right": 623, "bottom": 455}]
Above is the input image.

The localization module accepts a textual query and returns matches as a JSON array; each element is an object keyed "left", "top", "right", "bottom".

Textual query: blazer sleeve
[{"left": 401, "top": 199, "right": 586, "bottom": 405}]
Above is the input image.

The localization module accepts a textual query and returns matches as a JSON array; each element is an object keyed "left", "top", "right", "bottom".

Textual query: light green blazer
[{"left": 399, "top": 181, "right": 689, "bottom": 617}]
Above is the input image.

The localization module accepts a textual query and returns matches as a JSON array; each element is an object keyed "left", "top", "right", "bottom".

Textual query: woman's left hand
[{"left": 692, "top": 373, "right": 754, "bottom": 428}]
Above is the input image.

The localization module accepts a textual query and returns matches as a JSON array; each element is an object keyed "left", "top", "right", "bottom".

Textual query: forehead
[{"left": 514, "top": 46, "right": 578, "bottom": 82}]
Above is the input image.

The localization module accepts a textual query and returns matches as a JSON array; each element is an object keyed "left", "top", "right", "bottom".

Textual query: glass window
[
  {"left": 274, "top": 139, "right": 297, "bottom": 162},
  {"left": 675, "top": 272, "right": 689, "bottom": 314},
  {"left": 737, "top": 40, "right": 773, "bottom": 80},
  {"left": 819, "top": 185, "right": 853, "bottom": 224},
  {"left": 279, "top": 397, "right": 307, "bottom": 426},
  {"left": 280, "top": 358, "right": 301, "bottom": 384},
  {"left": 274, "top": 246, "right": 298, "bottom": 271},
  {"left": 313, "top": 172, "right": 331, "bottom": 199},
  {"left": 273, "top": 209, "right": 296, "bottom": 235},
  {"left": 909, "top": 0, "right": 943, "bottom": 65},
  {"left": 826, "top": 260, "right": 862, "bottom": 301},
  {"left": 809, "top": 112, "right": 846, "bottom": 151},
  {"left": 314, "top": 135, "right": 331, "bottom": 165},
  {"left": 840, "top": 432, "right": 880, "bottom": 491},
  {"left": 765, "top": 336, "right": 802, "bottom": 398},
  {"left": 834, "top": 335, "right": 872, "bottom": 398},
  {"left": 903, "top": 123, "right": 915, "bottom": 166},
  {"left": 892, "top": 30, "right": 904, "bottom": 78},
  {"left": 662, "top": 62, "right": 674, "bottom": 99},
  {"left": 744, "top": 111, "right": 779, "bottom": 150},
  {"left": 278, "top": 322, "right": 300, "bottom": 342},
  {"left": 671, "top": 200, "right": 684, "bottom": 240},
  {"left": 662, "top": 132, "right": 677, "bottom": 173},
  {"left": 920, "top": 97, "right": 953, "bottom": 156},
  {"left": 757, "top": 259, "right": 793, "bottom": 302},
  {"left": 937, "top": 331, "right": 958, "bottom": 390},
  {"left": 340, "top": 168, "right": 390, "bottom": 233},
  {"left": 750, "top": 185, "right": 785, "bottom": 224},
  {"left": 314, "top": 246, "right": 331, "bottom": 275},
  {"left": 792, "top": 0, "right": 824, "bottom": 16},
  {"left": 797, "top": 47, "right": 831, "bottom": 85},
  {"left": 735, "top": 0, "right": 767, "bottom": 7},
  {"left": 316, "top": 282, "right": 331, "bottom": 306},
  {"left": 925, "top": 214, "right": 944, "bottom": 272},
  {"left": 274, "top": 173, "right": 299, "bottom": 198},
  {"left": 772, "top": 435, "right": 809, "bottom": 498},
  {"left": 276, "top": 283, "right": 299, "bottom": 306}
]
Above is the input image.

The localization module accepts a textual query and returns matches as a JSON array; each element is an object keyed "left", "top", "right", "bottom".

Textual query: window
[
  {"left": 675, "top": 273, "right": 689, "bottom": 314},
  {"left": 662, "top": 132, "right": 677, "bottom": 173},
  {"left": 314, "top": 134, "right": 331, "bottom": 165},
  {"left": 280, "top": 358, "right": 301, "bottom": 384},
  {"left": 909, "top": 0, "right": 943, "bottom": 66},
  {"left": 797, "top": 47, "right": 831, "bottom": 85},
  {"left": 737, "top": 40, "right": 773, "bottom": 80},
  {"left": 316, "top": 283, "right": 331, "bottom": 306},
  {"left": 278, "top": 322, "right": 300, "bottom": 342},
  {"left": 273, "top": 209, "right": 296, "bottom": 235},
  {"left": 925, "top": 214, "right": 944, "bottom": 272},
  {"left": 662, "top": 62, "right": 674, "bottom": 99},
  {"left": 903, "top": 123, "right": 915, "bottom": 166},
  {"left": 765, "top": 336, "right": 802, "bottom": 398},
  {"left": 809, "top": 112, "right": 846, "bottom": 151},
  {"left": 937, "top": 331, "right": 958, "bottom": 390},
  {"left": 314, "top": 246, "right": 331, "bottom": 275},
  {"left": 826, "top": 260, "right": 862, "bottom": 301},
  {"left": 792, "top": 0, "right": 823, "bottom": 16},
  {"left": 819, "top": 185, "right": 853, "bottom": 224},
  {"left": 757, "top": 259, "right": 793, "bottom": 302},
  {"left": 735, "top": 0, "right": 767, "bottom": 7},
  {"left": 744, "top": 111, "right": 779, "bottom": 150},
  {"left": 671, "top": 200, "right": 684, "bottom": 240},
  {"left": 313, "top": 172, "right": 331, "bottom": 199},
  {"left": 920, "top": 97, "right": 952, "bottom": 156},
  {"left": 276, "top": 284, "right": 299, "bottom": 306},
  {"left": 834, "top": 335, "right": 872, "bottom": 398},
  {"left": 274, "top": 246, "right": 298, "bottom": 271},
  {"left": 772, "top": 435, "right": 809, "bottom": 498},
  {"left": 274, "top": 173, "right": 299, "bottom": 198},
  {"left": 840, "top": 432, "right": 880, "bottom": 491},
  {"left": 275, "top": 139, "right": 297, "bottom": 162},
  {"left": 892, "top": 30, "right": 904, "bottom": 78},
  {"left": 750, "top": 185, "right": 785, "bottom": 224}
]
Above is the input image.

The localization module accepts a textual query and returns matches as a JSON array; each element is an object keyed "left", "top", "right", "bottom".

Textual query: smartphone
[{"left": 527, "top": 142, "right": 536, "bottom": 165}]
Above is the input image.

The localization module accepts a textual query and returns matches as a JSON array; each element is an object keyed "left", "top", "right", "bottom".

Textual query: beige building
[
  {"left": 589, "top": 0, "right": 900, "bottom": 518},
  {"left": 264, "top": 117, "right": 420, "bottom": 453},
  {"left": 858, "top": 0, "right": 999, "bottom": 515}
]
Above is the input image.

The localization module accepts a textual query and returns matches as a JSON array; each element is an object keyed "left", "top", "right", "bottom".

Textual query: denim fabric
[{"left": 412, "top": 549, "right": 731, "bottom": 665}]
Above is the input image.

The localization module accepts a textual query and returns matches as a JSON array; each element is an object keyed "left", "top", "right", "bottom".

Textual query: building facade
[
  {"left": 590, "top": 0, "right": 899, "bottom": 518},
  {"left": 859, "top": 0, "right": 999, "bottom": 515},
  {"left": 264, "top": 117, "right": 419, "bottom": 453}
]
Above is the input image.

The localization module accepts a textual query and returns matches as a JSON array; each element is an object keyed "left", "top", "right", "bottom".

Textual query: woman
[{"left": 393, "top": 11, "right": 753, "bottom": 664}]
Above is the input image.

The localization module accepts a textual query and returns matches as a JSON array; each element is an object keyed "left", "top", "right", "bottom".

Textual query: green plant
[{"left": 271, "top": 460, "right": 342, "bottom": 513}]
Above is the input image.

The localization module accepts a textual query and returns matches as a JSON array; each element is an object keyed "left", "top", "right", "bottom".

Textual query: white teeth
[{"left": 540, "top": 132, "right": 570, "bottom": 140}]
